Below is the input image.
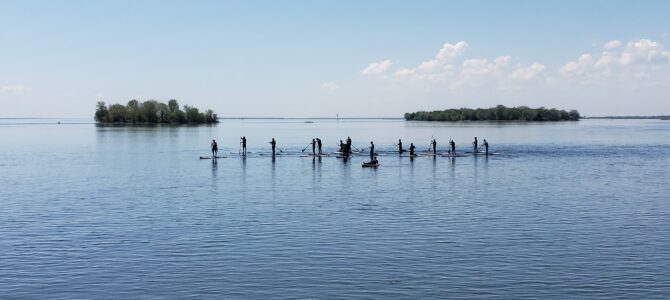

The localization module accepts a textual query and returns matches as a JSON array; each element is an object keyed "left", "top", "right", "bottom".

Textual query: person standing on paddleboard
[
  {"left": 241, "top": 136, "right": 247, "bottom": 155},
  {"left": 311, "top": 138, "right": 316, "bottom": 155},
  {"left": 432, "top": 139, "right": 437, "bottom": 155},
  {"left": 369, "top": 141, "right": 375, "bottom": 159},
  {"left": 211, "top": 139, "right": 218, "bottom": 157},
  {"left": 483, "top": 139, "right": 489, "bottom": 155},
  {"left": 270, "top": 138, "right": 276, "bottom": 156},
  {"left": 397, "top": 139, "right": 403, "bottom": 154},
  {"left": 409, "top": 143, "right": 416, "bottom": 157},
  {"left": 450, "top": 139, "right": 456, "bottom": 155},
  {"left": 316, "top": 138, "right": 322, "bottom": 154},
  {"left": 473, "top": 137, "right": 478, "bottom": 153}
]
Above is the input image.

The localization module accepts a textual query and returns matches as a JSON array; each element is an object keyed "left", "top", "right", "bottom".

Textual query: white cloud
[
  {"left": 361, "top": 59, "right": 393, "bottom": 75},
  {"left": 436, "top": 41, "right": 469, "bottom": 60},
  {"left": 0, "top": 84, "right": 31, "bottom": 94},
  {"left": 508, "top": 63, "right": 546, "bottom": 80},
  {"left": 663, "top": 32, "right": 669, "bottom": 37},
  {"left": 560, "top": 54, "right": 594, "bottom": 76},
  {"left": 603, "top": 40, "right": 622, "bottom": 50},
  {"left": 321, "top": 82, "right": 339, "bottom": 90}
]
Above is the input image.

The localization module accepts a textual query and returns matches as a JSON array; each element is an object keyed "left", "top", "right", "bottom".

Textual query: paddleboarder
[
  {"left": 270, "top": 138, "right": 276, "bottom": 156},
  {"left": 409, "top": 143, "right": 416, "bottom": 157},
  {"left": 397, "top": 139, "right": 403, "bottom": 154},
  {"left": 450, "top": 139, "right": 456, "bottom": 155},
  {"left": 473, "top": 137, "right": 478, "bottom": 153},
  {"left": 311, "top": 138, "right": 316, "bottom": 155},
  {"left": 483, "top": 139, "right": 489, "bottom": 155},
  {"left": 369, "top": 141, "right": 375, "bottom": 159},
  {"left": 241, "top": 136, "right": 247, "bottom": 155},
  {"left": 316, "top": 138, "right": 322, "bottom": 154},
  {"left": 211, "top": 139, "right": 218, "bottom": 157},
  {"left": 431, "top": 139, "right": 437, "bottom": 155}
]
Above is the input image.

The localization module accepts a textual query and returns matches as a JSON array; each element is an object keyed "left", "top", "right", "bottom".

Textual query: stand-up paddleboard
[
  {"left": 200, "top": 156, "right": 226, "bottom": 159},
  {"left": 440, "top": 153, "right": 469, "bottom": 157},
  {"left": 468, "top": 151, "right": 501, "bottom": 156},
  {"left": 362, "top": 162, "right": 379, "bottom": 168}
]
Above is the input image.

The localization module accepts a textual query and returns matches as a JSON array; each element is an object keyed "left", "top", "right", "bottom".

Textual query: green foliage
[
  {"left": 94, "top": 99, "right": 218, "bottom": 124},
  {"left": 404, "top": 105, "right": 580, "bottom": 122}
]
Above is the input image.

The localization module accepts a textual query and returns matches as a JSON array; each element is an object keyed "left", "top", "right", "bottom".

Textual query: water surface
[{"left": 1, "top": 118, "right": 669, "bottom": 299}]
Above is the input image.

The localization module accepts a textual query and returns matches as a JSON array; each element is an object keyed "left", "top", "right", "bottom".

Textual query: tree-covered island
[
  {"left": 404, "top": 105, "right": 580, "bottom": 122},
  {"left": 95, "top": 99, "right": 218, "bottom": 124}
]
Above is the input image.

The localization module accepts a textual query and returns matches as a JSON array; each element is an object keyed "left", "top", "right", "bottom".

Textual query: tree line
[
  {"left": 94, "top": 99, "right": 218, "bottom": 124},
  {"left": 404, "top": 105, "right": 580, "bottom": 122}
]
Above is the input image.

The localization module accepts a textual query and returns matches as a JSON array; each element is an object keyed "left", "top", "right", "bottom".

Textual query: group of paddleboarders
[{"left": 208, "top": 136, "right": 491, "bottom": 159}]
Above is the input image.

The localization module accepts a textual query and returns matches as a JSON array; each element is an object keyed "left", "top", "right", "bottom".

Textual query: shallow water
[{"left": 1, "top": 118, "right": 669, "bottom": 299}]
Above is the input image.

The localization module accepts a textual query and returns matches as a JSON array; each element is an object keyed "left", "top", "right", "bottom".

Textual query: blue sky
[{"left": 1, "top": 0, "right": 669, "bottom": 117}]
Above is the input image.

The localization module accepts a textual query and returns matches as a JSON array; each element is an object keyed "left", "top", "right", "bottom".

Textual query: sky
[{"left": 1, "top": 0, "right": 669, "bottom": 118}]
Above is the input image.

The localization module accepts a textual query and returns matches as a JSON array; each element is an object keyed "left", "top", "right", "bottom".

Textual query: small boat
[
  {"left": 362, "top": 161, "right": 380, "bottom": 168},
  {"left": 200, "top": 156, "right": 226, "bottom": 159}
]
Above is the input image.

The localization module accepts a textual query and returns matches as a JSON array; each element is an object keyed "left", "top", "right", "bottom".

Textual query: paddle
[{"left": 301, "top": 143, "right": 311, "bottom": 152}]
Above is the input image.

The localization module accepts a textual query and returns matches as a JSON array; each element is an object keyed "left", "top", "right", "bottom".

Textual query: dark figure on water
[
  {"left": 241, "top": 136, "right": 247, "bottom": 155},
  {"left": 397, "top": 139, "right": 403, "bottom": 154},
  {"left": 450, "top": 140, "right": 456, "bottom": 155},
  {"left": 369, "top": 141, "right": 375, "bottom": 159},
  {"left": 211, "top": 139, "right": 218, "bottom": 157},
  {"left": 316, "top": 138, "right": 322, "bottom": 154},
  {"left": 473, "top": 137, "right": 478, "bottom": 153},
  {"left": 339, "top": 140, "right": 345, "bottom": 153},
  {"left": 409, "top": 143, "right": 416, "bottom": 157},
  {"left": 483, "top": 139, "right": 489, "bottom": 155},
  {"left": 346, "top": 136, "right": 352, "bottom": 148},
  {"left": 311, "top": 138, "right": 316, "bottom": 155},
  {"left": 432, "top": 139, "right": 437, "bottom": 155},
  {"left": 270, "top": 138, "right": 276, "bottom": 156}
]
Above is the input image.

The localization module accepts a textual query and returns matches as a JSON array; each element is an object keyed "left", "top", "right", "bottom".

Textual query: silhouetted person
[
  {"left": 316, "top": 138, "right": 322, "bottom": 154},
  {"left": 432, "top": 139, "right": 437, "bottom": 155},
  {"left": 211, "top": 139, "right": 218, "bottom": 157},
  {"left": 450, "top": 140, "right": 456, "bottom": 155},
  {"left": 346, "top": 136, "right": 352, "bottom": 148},
  {"left": 483, "top": 139, "right": 489, "bottom": 155},
  {"left": 270, "top": 138, "right": 276, "bottom": 156},
  {"left": 473, "top": 137, "right": 478, "bottom": 153},
  {"left": 369, "top": 141, "right": 375, "bottom": 159},
  {"left": 339, "top": 140, "right": 345, "bottom": 153},
  {"left": 397, "top": 139, "right": 403, "bottom": 154},
  {"left": 311, "top": 138, "right": 316, "bottom": 155},
  {"left": 241, "top": 136, "right": 247, "bottom": 155},
  {"left": 409, "top": 143, "right": 416, "bottom": 156}
]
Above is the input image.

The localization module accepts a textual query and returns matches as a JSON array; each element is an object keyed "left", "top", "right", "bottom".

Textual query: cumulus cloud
[
  {"left": 561, "top": 39, "right": 670, "bottom": 78},
  {"left": 509, "top": 63, "right": 546, "bottom": 80},
  {"left": 603, "top": 40, "right": 622, "bottom": 50},
  {"left": 0, "top": 84, "right": 31, "bottom": 94},
  {"left": 436, "top": 41, "right": 469, "bottom": 60},
  {"left": 321, "top": 82, "right": 339, "bottom": 90},
  {"left": 361, "top": 59, "right": 393, "bottom": 75},
  {"left": 560, "top": 54, "right": 594, "bottom": 76}
]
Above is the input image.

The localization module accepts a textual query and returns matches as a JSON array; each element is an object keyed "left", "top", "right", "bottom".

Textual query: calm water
[{"left": 1, "top": 118, "right": 669, "bottom": 299}]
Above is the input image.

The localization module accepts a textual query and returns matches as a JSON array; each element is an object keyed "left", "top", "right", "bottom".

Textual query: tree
[{"left": 95, "top": 101, "right": 108, "bottom": 122}]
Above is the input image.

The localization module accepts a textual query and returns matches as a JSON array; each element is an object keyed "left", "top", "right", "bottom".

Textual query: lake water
[{"left": 1, "top": 118, "right": 669, "bottom": 299}]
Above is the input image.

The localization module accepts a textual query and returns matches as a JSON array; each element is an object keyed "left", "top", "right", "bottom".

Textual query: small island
[
  {"left": 404, "top": 105, "right": 580, "bottom": 122},
  {"left": 94, "top": 99, "right": 218, "bottom": 124}
]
